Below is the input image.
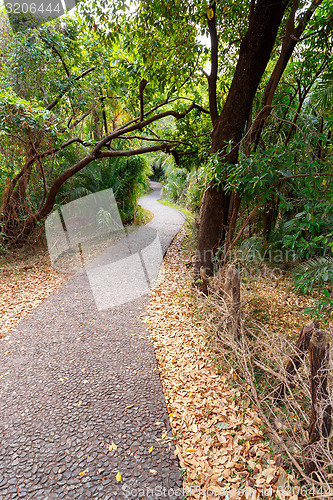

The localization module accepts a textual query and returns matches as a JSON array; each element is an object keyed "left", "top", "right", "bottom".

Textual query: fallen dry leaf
[
  {"left": 0, "top": 249, "right": 68, "bottom": 339},
  {"left": 146, "top": 228, "right": 300, "bottom": 499}
]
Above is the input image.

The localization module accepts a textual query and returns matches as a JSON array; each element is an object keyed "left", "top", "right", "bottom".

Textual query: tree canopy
[{"left": 0, "top": 0, "right": 332, "bottom": 271}]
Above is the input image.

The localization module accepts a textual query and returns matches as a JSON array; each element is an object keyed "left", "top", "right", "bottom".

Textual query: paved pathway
[{"left": 0, "top": 183, "right": 186, "bottom": 499}]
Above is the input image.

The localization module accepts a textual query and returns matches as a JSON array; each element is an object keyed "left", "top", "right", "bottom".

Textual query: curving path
[{"left": 0, "top": 183, "right": 185, "bottom": 499}]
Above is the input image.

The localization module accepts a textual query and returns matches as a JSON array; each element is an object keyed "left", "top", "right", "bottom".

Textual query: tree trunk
[
  {"left": 0, "top": 178, "right": 13, "bottom": 215},
  {"left": 284, "top": 97, "right": 304, "bottom": 145},
  {"left": 223, "top": 191, "right": 241, "bottom": 266},
  {"left": 92, "top": 107, "right": 102, "bottom": 140},
  {"left": 308, "top": 329, "right": 331, "bottom": 444},
  {"left": 0, "top": 151, "right": 36, "bottom": 243},
  {"left": 305, "top": 328, "right": 331, "bottom": 479},
  {"left": 195, "top": 0, "right": 289, "bottom": 280},
  {"left": 194, "top": 185, "right": 230, "bottom": 279},
  {"left": 262, "top": 193, "right": 276, "bottom": 238}
]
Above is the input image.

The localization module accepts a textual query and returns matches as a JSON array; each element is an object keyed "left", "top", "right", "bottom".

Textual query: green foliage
[
  {"left": 0, "top": 14, "right": 155, "bottom": 231},
  {"left": 293, "top": 255, "right": 333, "bottom": 294},
  {"left": 236, "top": 235, "right": 265, "bottom": 266},
  {"left": 7, "top": 9, "right": 45, "bottom": 33},
  {"left": 97, "top": 207, "right": 115, "bottom": 231},
  {"left": 270, "top": 200, "right": 333, "bottom": 260},
  {"left": 304, "top": 288, "right": 333, "bottom": 323},
  {"left": 207, "top": 140, "right": 323, "bottom": 198},
  {"left": 279, "top": 208, "right": 331, "bottom": 259},
  {"left": 183, "top": 170, "right": 203, "bottom": 212},
  {"left": 0, "top": 88, "right": 57, "bottom": 135},
  {"left": 1, "top": 0, "right": 332, "bottom": 254},
  {"left": 162, "top": 165, "right": 187, "bottom": 202},
  {"left": 78, "top": 0, "right": 207, "bottom": 98},
  {"left": 133, "top": 205, "right": 153, "bottom": 226},
  {"left": 69, "top": 155, "right": 151, "bottom": 223},
  {"left": 309, "top": 72, "right": 333, "bottom": 115}
]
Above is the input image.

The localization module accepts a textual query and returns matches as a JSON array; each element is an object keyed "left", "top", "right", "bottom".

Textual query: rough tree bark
[
  {"left": 308, "top": 329, "right": 331, "bottom": 444},
  {"left": 305, "top": 328, "right": 331, "bottom": 478}
]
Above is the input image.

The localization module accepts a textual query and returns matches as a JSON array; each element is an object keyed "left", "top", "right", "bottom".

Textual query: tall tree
[
  {"left": 78, "top": 0, "right": 329, "bottom": 277},
  {"left": 195, "top": 0, "right": 331, "bottom": 278},
  {"left": 0, "top": 0, "right": 330, "bottom": 249},
  {"left": 0, "top": 16, "right": 205, "bottom": 242}
]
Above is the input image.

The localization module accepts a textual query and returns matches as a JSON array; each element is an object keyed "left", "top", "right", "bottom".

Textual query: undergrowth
[{"left": 177, "top": 220, "right": 333, "bottom": 497}]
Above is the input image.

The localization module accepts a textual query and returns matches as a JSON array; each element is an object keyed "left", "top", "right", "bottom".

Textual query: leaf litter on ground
[
  {"left": 0, "top": 248, "right": 68, "bottom": 338},
  {"left": 146, "top": 229, "right": 303, "bottom": 500}
]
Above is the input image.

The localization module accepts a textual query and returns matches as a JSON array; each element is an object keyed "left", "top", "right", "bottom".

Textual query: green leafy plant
[
  {"left": 292, "top": 255, "right": 333, "bottom": 294},
  {"left": 70, "top": 155, "right": 150, "bottom": 224},
  {"left": 304, "top": 288, "right": 333, "bottom": 322},
  {"left": 162, "top": 165, "right": 187, "bottom": 202}
]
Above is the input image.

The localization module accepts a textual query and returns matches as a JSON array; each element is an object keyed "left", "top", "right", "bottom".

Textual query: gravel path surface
[{"left": 0, "top": 183, "right": 186, "bottom": 499}]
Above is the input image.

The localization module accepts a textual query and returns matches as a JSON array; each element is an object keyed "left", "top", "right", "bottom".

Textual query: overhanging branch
[
  {"left": 97, "top": 144, "right": 170, "bottom": 158},
  {"left": 91, "top": 102, "right": 201, "bottom": 157}
]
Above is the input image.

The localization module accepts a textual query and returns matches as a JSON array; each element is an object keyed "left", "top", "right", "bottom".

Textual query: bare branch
[
  {"left": 40, "top": 36, "right": 71, "bottom": 78},
  {"left": 199, "top": 67, "right": 209, "bottom": 78},
  {"left": 279, "top": 172, "right": 333, "bottom": 182},
  {"left": 97, "top": 144, "right": 169, "bottom": 159},
  {"left": 91, "top": 103, "right": 201, "bottom": 157},
  {"left": 270, "top": 113, "right": 308, "bottom": 142},
  {"left": 139, "top": 78, "right": 148, "bottom": 122},
  {"left": 115, "top": 135, "right": 193, "bottom": 147},
  {"left": 68, "top": 110, "right": 92, "bottom": 130},
  {"left": 207, "top": 2, "right": 219, "bottom": 125},
  {"left": 36, "top": 143, "right": 170, "bottom": 219}
]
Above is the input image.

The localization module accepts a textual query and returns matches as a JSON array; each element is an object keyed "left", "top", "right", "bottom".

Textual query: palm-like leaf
[
  {"left": 309, "top": 72, "right": 333, "bottom": 114},
  {"left": 292, "top": 255, "right": 333, "bottom": 293},
  {"left": 69, "top": 156, "right": 149, "bottom": 223}
]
